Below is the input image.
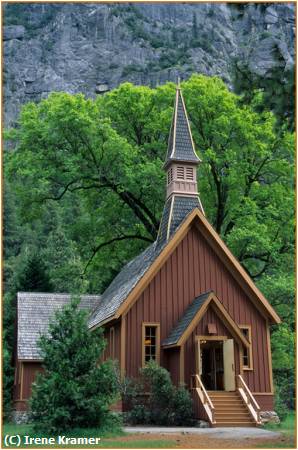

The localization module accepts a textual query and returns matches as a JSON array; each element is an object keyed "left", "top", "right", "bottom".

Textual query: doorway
[
  {"left": 201, "top": 341, "right": 224, "bottom": 390},
  {"left": 198, "top": 338, "right": 236, "bottom": 391}
]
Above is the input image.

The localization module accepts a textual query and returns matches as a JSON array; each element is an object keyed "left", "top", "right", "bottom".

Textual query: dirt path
[{"left": 107, "top": 432, "right": 294, "bottom": 448}]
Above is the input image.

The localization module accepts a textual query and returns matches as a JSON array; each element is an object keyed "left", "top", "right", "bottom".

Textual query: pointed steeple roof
[{"left": 165, "top": 84, "right": 201, "bottom": 169}]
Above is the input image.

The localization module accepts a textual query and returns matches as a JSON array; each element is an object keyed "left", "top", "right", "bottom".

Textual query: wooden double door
[{"left": 197, "top": 338, "right": 236, "bottom": 391}]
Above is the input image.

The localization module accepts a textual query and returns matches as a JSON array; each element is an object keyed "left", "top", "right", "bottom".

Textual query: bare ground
[{"left": 106, "top": 432, "right": 295, "bottom": 449}]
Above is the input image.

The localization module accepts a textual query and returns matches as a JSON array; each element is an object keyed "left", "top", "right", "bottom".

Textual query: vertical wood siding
[
  {"left": 103, "top": 321, "right": 121, "bottom": 361},
  {"left": 23, "top": 363, "right": 43, "bottom": 400},
  {"left": 254, "top": 395, "right": 274, "bottom": 411},
  {"left": 165, "top": 348, "right": 180, "bottom": 386},
  {"left": 14, "top": 362, "right": 43, "bottom": 409},
  {"left": 125, "top": 225, "right": 271, "bottom": 393}
]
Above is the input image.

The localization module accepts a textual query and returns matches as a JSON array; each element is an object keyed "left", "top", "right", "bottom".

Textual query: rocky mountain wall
[{"left": 3, "top": 2, "right": 295, "bottom": 126}]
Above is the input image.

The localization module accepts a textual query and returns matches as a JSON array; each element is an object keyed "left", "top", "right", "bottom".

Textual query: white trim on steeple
[
  {"left": 179, "top": 90, "right": 202, "bottom": 163},
  {"left": 170, "top": 89, "right": 179, "bottom": 159}
]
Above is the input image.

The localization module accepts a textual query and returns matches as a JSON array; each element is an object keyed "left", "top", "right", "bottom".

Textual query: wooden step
[
  {"left": 211, "top": 397, "right": 244, "bottom": 402},
  {"left": 209, "top": 394, "right": 240, "bottom": 398},
  {"left": 210, "top": 394, "right": 242, "bottom": 398},
  {"left": 217, "top": 419, "right": 254, "bottom": 422},
  {"left": 215, "top": 411, "right": 252, "bottom": 417},
  {"left": 208, "top": 391, "right": 237, "bottom": 395},
  {"left": 215, "top": 412, "right": 252, "bottom": 422},
  {"left": 211, "top": 400, "right": 245, "bottom": 405},
  {"left": 215, "top": 406, "right": 249, "bottom": 414},
  {"left": 205, "top": 390, "right": 257, "bottom": 427},
  {"left": 214, "top": 422, "right": 256, "bottom": 427},
  {"left": 208, "top": 394, "right": 239, "bottom": 398}
]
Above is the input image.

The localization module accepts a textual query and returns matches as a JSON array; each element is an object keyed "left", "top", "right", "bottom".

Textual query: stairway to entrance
[{"left": 208, "top": 391, "right": 256, "bottom": 427}]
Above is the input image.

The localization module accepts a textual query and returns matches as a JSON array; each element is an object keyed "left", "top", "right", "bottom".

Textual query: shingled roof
[
  {"left": 156, "top": 195, "right": 203, "bottom": 249},
  {"left": 18, "top": 292, "right": 101, "bottom": 360},
  {"left": 165, "top": 87, "right": 201, "bottom": 168},
  {"left": 162, "top": 291, "right": 212, "bottom": 347},
  {"left": 88, "top": 203, "right": 204, "bottom": 330},
  {"left": 89, "top": 242, "right": 159, "bottom": 329}
]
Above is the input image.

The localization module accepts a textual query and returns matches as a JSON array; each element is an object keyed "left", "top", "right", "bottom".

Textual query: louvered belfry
[{"left": 157, "top": 84, "right": 204, "bottom": 247}]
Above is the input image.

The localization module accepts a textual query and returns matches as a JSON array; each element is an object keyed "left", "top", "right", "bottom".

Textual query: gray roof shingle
[
  {"left": 18, "top": 292, "right": 101, "bottom": 360},
  {"left": 89, "top": 203, "right": 202, "bottom": 329},
  {"left": 156, "top": 195, "right": 202, "bottom": 249},
  {"left": 170, "top": 196, "right": 202, "bottom": 236},
  {"left": 88, "top": 243, "right": 158, "bottom": 328},
  {"left": 162, "top": 291, "right": 212, "bottom": 346},
  {"left": 166, "top": 89, "right": 200, "bottom": 165}
]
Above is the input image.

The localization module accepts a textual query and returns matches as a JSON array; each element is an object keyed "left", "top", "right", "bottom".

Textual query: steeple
[{"left": 156, "top": 83, "right": 204, "bottom": 248}]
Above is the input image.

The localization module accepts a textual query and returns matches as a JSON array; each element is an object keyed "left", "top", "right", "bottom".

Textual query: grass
[
  {"left": 256, "top": 411, "right": 296, "bottom": 448},
  {"left": 2, "top": 423, "right": 174, "bottom": 448}
]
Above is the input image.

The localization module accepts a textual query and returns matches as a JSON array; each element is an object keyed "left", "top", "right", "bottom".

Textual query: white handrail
[
  {"left": 192, "top": 374, "right": 216, "bottom": 424},
  {"left": 237, "top": 375, "right": 261, "bottom": 424}
]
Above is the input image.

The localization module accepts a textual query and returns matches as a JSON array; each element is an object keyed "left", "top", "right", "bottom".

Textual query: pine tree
[
  {"left": 42, "top": 227, "right": 88, "bottom": 293},
  {"left": 30, "top": 299, "right": 119, "bottom": 433},
  {"left": 18, "top": 253, "right": 52, "bottom": 292}
]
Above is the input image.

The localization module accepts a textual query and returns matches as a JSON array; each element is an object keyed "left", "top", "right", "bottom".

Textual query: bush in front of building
[
  {"left": 125, "top": 360, "right": 195, "bottom": 426},
  {"left": 30, "top": 299, "right": 120, "bottom": 433}
]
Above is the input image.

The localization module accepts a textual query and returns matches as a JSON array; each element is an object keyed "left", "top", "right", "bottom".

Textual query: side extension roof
[{"left": 18, "top": 292, "right": 101, "bottom": 360}]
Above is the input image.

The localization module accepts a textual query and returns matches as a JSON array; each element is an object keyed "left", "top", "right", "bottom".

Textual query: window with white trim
[
  {"left": 240, "top": 325, "right": 253, "bottom": 370},
  {"left": 142, "top": 323, "right": 160, "bottom": 366}
]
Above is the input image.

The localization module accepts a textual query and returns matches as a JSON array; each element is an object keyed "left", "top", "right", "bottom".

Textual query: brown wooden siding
[
  {"left": 254, "top": 394, "right": 274, "bottom": 411},
  {"left": 22, "top": 362, "right": 43, "bottom": 400},
  {"left": 103, "top": 321, "right": 121, "bottom": 362},
  {"left": 192, "top": 390, "right": 208, "bottom": 421},
  {"left": 14, "top": 362, "right": 43, "bottom": 410},
  {"left": 165, "top": 348, "right": 180, "bottom": 386},
  {"left": 125, "top": 225, "right": 271, "bottom": 393}
]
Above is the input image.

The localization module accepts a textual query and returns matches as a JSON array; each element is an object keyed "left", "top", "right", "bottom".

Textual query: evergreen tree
[
  {"left": 30, "top": 299, "right": 119, "bottom": 433},
  {"left": 18, "top": 253, "right": 52, "bottom": 292},
  {"left": 3, "top": 331, "right": 14, "bottom": 419},
  {"left": 42, "top": 227, "right": 88, "bottom": 293}
]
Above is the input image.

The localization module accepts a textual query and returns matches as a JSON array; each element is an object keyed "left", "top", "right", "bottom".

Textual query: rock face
[{"left": 3, "top": 2, "right": 295, "bottom": 125}]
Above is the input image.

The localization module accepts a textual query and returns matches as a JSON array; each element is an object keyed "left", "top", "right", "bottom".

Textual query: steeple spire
[
  {"left": 164, "top": 83, "right": 201, "bottom": 170},
  {"left": 156, "top": 84, "right": 204, "bottom": 248}
]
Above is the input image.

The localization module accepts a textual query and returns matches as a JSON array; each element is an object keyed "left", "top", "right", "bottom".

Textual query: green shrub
[
  {"left": 30, "top": 299, "right": 120, "bottom": 433},
  {"left": 274, "top": 384, "right": 289, "bottom": 421},
  {"left": 172, "top": 386, "right": 194, "bottom": 426},
  {"left": 126, "top": 361, "right": 194, "bottom": 426}
]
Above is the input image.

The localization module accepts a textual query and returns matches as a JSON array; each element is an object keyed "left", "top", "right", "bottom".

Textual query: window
[
  {"left": 177, "top": 166, "right": 185, "bottom": 179},
  {"left": 142, "top": 323, "right": 160, "bottom": 366},
  {"left": 240, "top": 325, "right": 253, "bottom": 370}
]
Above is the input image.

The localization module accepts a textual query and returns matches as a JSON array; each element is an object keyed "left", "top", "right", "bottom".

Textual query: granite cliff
[{"left": 3, "top": 2, "right": 295, "bottom": 125}]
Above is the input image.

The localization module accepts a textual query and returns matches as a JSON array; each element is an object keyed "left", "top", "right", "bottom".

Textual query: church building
[{"left": 14, "top": 84, "right": 280, "bottom": 427}]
